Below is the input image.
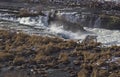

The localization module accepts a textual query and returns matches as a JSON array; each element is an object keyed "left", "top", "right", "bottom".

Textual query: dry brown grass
[
  {"left": 0, "top": 30, "right": 120, "bottom": 77},
  {"left": 58, "top": 52, "right": 69, "bottom": 63},
  {"left": 98, "top": 69, "right": 108, "bottom": 77},
  {"left": 109, "top": 71, "right": 120, "bottom": 77},
  {"left": 91, "top": 68, "right": 98, "bottom": 77},
  {"left": 13, "top": 56, "right": 25, "bottom": 65},
  {"left": 82, "top": 51, "right": 98, "bottom": 62},
  {"left": 77, "top": 68, "right": 89, "bottom": 77},
  {"left": 0, "top": 52, "right": 13, "bottom": 62},
  {"left": 34, "top": 53, "right": 46, "bottom": 62}
]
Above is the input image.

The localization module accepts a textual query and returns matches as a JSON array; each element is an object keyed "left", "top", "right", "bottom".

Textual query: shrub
[
  {"left": 109, "top": 73, "right": 116, "bottom": 77},
  {"left": 0, "top": 30, "right": 10, "bottom": 39},
  {"left": 82, "top": 51, "right": 98, "bottom": 63},
  {"left": 13, "top": 56, "right": 25, "bottom": 66},
  {"left": 91, "top": 68, "right": 98, "bottom": 77},
  {"left": 98, "top": 69, "right": 108, "bottom": 77},
  {"left": 44, "top": 43, "right": 61, "bottom": 55},
  {"left": 58, "top": 52, "right": 69, "bottom": 63},
  {"left": 34, "top": 52, "right": 53, "bottom": 64},
  {"left": 28, "top": 35, "right": 42, "bottom": 45},
  {"left": 34, "top": 53, "right": 46, "bottom": 62},
  {"left": 12, "top": 33, "right": 29, "bottom": 46},
  {"left": 0, "top": 52, "right": 13, "bottom": 62},
  {"left": 77, "top": 68, "right": 89, "bottom": 77}
]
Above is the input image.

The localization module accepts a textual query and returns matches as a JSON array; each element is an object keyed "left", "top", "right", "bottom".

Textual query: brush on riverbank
[{"left": 0, "top": 30, "right": 119, "bottom": 77}]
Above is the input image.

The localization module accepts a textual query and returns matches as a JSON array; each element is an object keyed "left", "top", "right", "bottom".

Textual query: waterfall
[
  {"left": 94, "top": 17, "right": 101, "bottom": 28},
  {"left": 88, "top": 18, "right": 93, "bottom": 28},
  {"left": 0, "top": 11, "right": 120, "bottom": 46}
]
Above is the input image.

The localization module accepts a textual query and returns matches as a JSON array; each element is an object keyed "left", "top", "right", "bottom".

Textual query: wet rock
[
  {"left": 17, "top": 7, "right": 46, "bottom": 17},
  {"left": 100, "top": 15, "right": 120, "bottom": 30},
  {"left": 70, "top": 72, "right": 77, "bottom": 77},
  {"left": 68, "top": 69, "right": 77, "bottom": 77},
  {"left": 42, "top": 74, "right": 48, "bottom": 77},
  {"left": 47, "top": 69, "right": 69, "bottom": 77},
  {"left": 73, "top": 60, "right": 80, "bottom": 65},
  {"left": 40, "top": 70, "right": 47, "bottom": 74},
  {"left": 53, "top": 65, "right": 59, "bottom": 69},
  {"left": 8, "top": 66, "right": 15, "bottom": 70},
  {"left": 63, "top": 67, "right": 71, "bottom": 71}
]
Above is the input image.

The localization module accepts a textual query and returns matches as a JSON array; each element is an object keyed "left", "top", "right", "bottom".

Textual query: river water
[{"left": 0, "top": 10, "right": 120, "bottom": 46}]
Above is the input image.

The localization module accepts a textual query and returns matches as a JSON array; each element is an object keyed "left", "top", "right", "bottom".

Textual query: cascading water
[
  {"left": 94, "top": 17, "right": 101, "bottom": 28},
  {"left": 0, "top": 11, "right": 120, "bottom": 46}
]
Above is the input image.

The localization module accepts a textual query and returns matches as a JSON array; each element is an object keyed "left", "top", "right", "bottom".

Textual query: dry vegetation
[{"left": 0, "top": 30, "right": 120, "bottom": 77}]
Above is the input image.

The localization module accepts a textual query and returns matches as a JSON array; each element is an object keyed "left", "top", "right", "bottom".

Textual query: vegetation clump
[
  {"left": 0, "top": 52, "right": 13, "bottom": 62},
  {"left": 13, "top": 56, "right": 25, "bottom": 66}
]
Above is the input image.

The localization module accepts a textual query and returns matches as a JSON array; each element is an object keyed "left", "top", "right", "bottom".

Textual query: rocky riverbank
[{"left": 0, "top": 30, "right": 120, "bottom": 77}]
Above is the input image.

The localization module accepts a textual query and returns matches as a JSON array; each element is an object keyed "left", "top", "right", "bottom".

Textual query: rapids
[{"left": 0, "top": 11, "right": 120, "bottom": 46}]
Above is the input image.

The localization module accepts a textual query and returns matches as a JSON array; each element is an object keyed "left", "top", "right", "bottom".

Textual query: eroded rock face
[
  {"left": 100, "top": 15, "right": 120, "bottom": 30},
  {"left": 51, "top": 10, "right": 120, "bottom": 30},
  {"left": 85, "top": 15, "right": 120, "bottom": 30}
]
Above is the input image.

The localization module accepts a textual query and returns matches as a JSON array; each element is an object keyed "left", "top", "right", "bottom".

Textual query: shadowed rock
[
  {"left": 17, "top": 8, "right": 46, "bottom": 17},
  {"left": 82, "top": 35, "right": 97, "bottom": 44}
]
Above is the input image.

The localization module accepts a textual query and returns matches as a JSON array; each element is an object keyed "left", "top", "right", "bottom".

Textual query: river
[{"left": 0, "top": 9, "right": 120, "bottom": 46}]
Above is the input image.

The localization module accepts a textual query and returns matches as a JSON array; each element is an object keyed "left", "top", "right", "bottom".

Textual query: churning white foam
[
  {"left": 49, "top": 24, "right": 80, "bottom": 39},
  {"left": 49, "top": 24, "right": 120, "bottom": 46},
  {"left": 49, "top": 24, "right": 95, "bottom": 40},
  {"left": 17, "top": 16, "right": 48, "bottom": 27},
  {"left": 85, "top": 27, "right": 120, "bottom": 46},
  {"left": 0, "top": 12, "right": 48, "bottom": 27}
]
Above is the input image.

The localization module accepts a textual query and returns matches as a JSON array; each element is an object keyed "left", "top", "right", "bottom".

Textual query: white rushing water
[
  {"left": 0, "top": 12, "right": 120, "bottom": 46},
  {"left": 85, "top": 27, "right": 120, "bottom": 46},
  {"left": 49, "top": 24, "right": 120, "bottom": 46}
]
